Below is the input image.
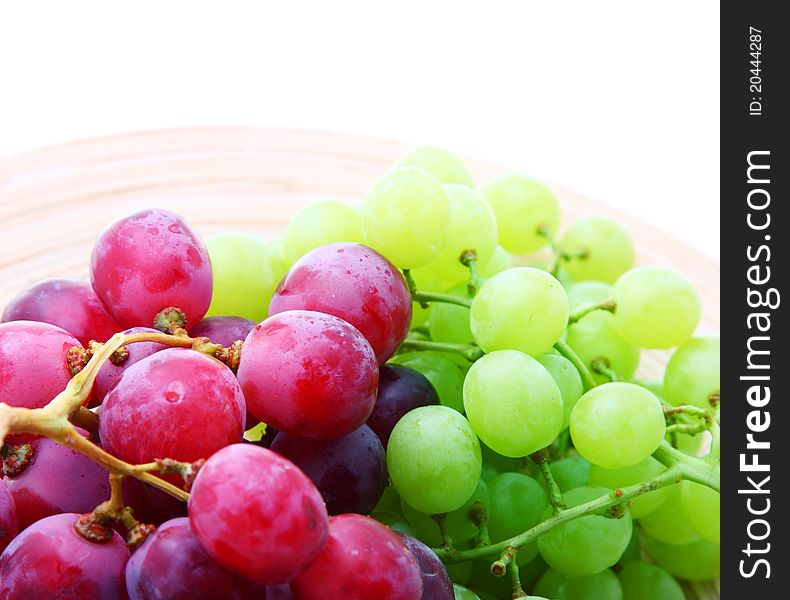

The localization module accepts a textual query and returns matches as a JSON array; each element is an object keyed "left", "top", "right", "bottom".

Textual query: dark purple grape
[
  {"left": 190, "top": 316, "right": 257, "bottom": 346},
  {"left": 0, "top": 480, "right": 18, "bottom": 552},
  {"left": 93, "top": 327, "right": 168, "bottom": 403},
  {"left": 0, "top": 513, "right": 129, "bottom": 599},
  {"left": 367, "top": 365, "right": 439, "bottom": 447},
  {"left": 271, "top": 425, "right": 386, "bottom": 515},
  {"left": 266, "top": 584, "right": 295, "bottom": 599},
  {"left": 398, "top": 533, "right": 454, "bottom": 600},
  {"left": 125, "top": 517, "right": 266, "bottom": 599},
  {"left": 3, "top": 430, "right": 110, "bottom": 530}
]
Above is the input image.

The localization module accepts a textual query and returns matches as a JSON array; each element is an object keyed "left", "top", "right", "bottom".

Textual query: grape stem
[
  {"left": 398, "top": 339, "right": 484, "bottom": 362},
  {"left": 537, "top": 224, "right": 587, "bottom": 278},
  {"left": 460, "top": 249, "right": 481, "bottom": 297},
  {"left": 590, "top": 357, "right": 622, "bottom": 382},
  {"left": 531, "top": 449, "right": 565, "bottom": 514},
  {"left": 431, "top": 513, "right": 455, "bottom": 553},
  {"left": 568, "top": 298, "right": 616, "bottom": 324},
  {"left": 402, "top": 269, "right": 473, "bottom": 309},
  {"left": 553, "top": 340, "right": 597, "bottom": 391},
  {"left": 468, "top": 501, "right": 491, "bottom": 547}
]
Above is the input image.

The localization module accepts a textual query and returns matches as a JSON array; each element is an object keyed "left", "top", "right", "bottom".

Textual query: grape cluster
[{"left": 0, "top": 146, "right": 719, "bottom": 599}]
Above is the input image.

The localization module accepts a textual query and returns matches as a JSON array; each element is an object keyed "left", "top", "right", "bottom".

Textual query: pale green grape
[
  {"left": 361, "top": 167, "right": 450, "bottom": 269},
  {"left": 538, "top": 353, "right": 583, "bottom": 429},
  {"left": 464, "top": 350, "right": 563, "bottom": 457},
  {"left": 680, "top": 481, "right": 720, "bottom": 543},
  {"left": 560, "top": 217, "right": 634, "bottom": 283},
  {"left": 397, "top": 146, "right": 474, "bottom": 186},
  {"left": 453, "top": 584, "right": 481, "bottom": 600},
  {"left": 634, "top": 379, "right": 665, "bottom": 400},
  {"left": 549, "top": 456, "right": 591, "bottom": 492},
  {"left": 643, "top": 536, "right": 720, "bottom": 581},
  {"left": 429, "top": 282, "right": 476, "bottom": 345},
  {"left": 566, "top": 310, "right": 640, "bottom": 385},
  {"left": 480, "top": 441, "right": 522, "bottom": 474},
  {"left": 480, "top": 244, "right": 513, "bottom": 277},
  {"left": 386, "top": 405, "right": 481, "bottom": 514},
  {"left": 588, "top": 458, "right": 672, "bottom": 519},
  {"left": 281, "top": 200, "right": 363, "bottom": 264},
  {"left": 487, "top": 473, "right": 549, "bottom": 564},
  {"left": 639, "top": 485, "right": 700, "bottom": 545},
  {"left": 413, "top": 184, "right": 498, "bottom": 286},
  {"left": 389, "top": 351, "right": 465, "bottom": 412},
  {"left": 616, "top": 528, "right": 642, "bottom": 566},
  {"left": 570, "top": 383, "right": 665, "bottom": 469},
  {"left": 401, "top": 479, "right": 489, "bottom": 546},
  {"left": 664, "top": 336, "right": 720, "bottom": 409},
  {"left": 612, "top": 266, "right": 702, "bottom": 349},
  {"left": 484, "top": 174, "right": 560, "bottom": 254},
  {"left": 618, "top": 563, "right": 684, "bottom": 600},
  {"left": 372, "top": 485, "right": 404, "bottom": 516},
  {"left": 537, "top": 486, "right": 633, "bottom": 576},
  {"left": 470, "top": 267, "right": 569, "bottom": 357},
  {"left": 671, "top": 431, "right": 708, "bottom": 456},
  {"left": 567, "top": 280, "right": 613, "bottom": 310},
  {"left": 447, "top": 559, "right": 474, "bottom": 585},
  {"left": 205, "top": 233, "right": 287, "bottom": 322},
  {"left": 536, "top": 568, "right": 623, "bottom": 600}
]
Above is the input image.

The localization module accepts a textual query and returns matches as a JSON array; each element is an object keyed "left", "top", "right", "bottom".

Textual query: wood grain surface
[{"left": 0, "top": 127, "right": 719, "bottom": 598}]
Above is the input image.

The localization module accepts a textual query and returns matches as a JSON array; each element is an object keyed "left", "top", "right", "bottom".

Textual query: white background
[{"left": 0, "top": 1, "right": 719, "bottom": 260}]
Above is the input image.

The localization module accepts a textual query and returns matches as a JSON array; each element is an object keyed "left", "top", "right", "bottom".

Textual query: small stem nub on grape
[
  {"left": 155, "top": 457, "right": 206, "bottom": 491},
  {"left": 1, "top": 442, "right": 33, "bottom": 477},
  {"left": 109, "top": 346, "right": 130, "bottom": 366},
  {"left": 708, "top": 389, "right": 720, "bottom": 408},
  {"left": 66, "top": 345, "right": 92, "bottom": 376},
  {"left": 590, "top": 356, "right": 621, "bottom": 382},
  {"left": 153, "top": 307, "right": 188, "bottom": 335},
  {"left": 431, "top": 513, "right": 455, "bottom": 552}
]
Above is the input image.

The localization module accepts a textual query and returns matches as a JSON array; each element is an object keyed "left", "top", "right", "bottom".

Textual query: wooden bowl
[{"left": 0, "top": 127, "right": 719, "bottom": 598}]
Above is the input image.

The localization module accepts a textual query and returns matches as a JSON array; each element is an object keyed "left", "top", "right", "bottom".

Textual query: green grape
[
  {"left": 205, "top": 232, "right": 287, "bottom": 322},
  {"left": 430, "top": 282, "right": 476, "bottom": 345},
  {"left": 664, "top": 336, "right": 720, "bottom": 409},
  {"left": 468, "top": 559, "right": 512, "bottom": 599},
  {"left": 401, "top": 479, "right": 489, "bottom": 546},
  {"left": 588, "top": 458, "right": 672, "bottom": 519},
  {"left": 281, "top": 200, "right": 363, "bottom": 264},
  {"left": 616, "top": 528, "right": 642, "bottom": 567},
  {"left": 413, "top": 184, "right": 498, "bottom": 286},
  {"left": 480, "top": 244, "right": 513, "bottom": 277},
  {"left": 452, "top": 584, "right": 481, "bottom": 600},
  {"left": 397, "top": 146, "right": 474, "bottom": 186},
  {"left": 389, "top": 351, "right": 465, "bottom": 412},
  {"left": 618, "top": 562, "right": 684, "bottom": 600},
  {"left": 487, "top": 473, "right": 549, "bottom": 564},
  {"left": 639, "top": 485, "right": 700, "bottom": 545},
  {"left": 538, "top": 353, "right": 583, "bottom": 429},
  {"left": 634, "top": 379, "right": 665, "bottom": 400},
  {"left": 560, "top": 217, "right": 634, "bottom": 284},
  {"left": 566, "top": 310, "right": 640, "bottom": 385},
  {"left": 537, "top": 486, "right": 633, "bottom": 576},
  {"left": 372, "top": 485, "right": 404, "bottom": 516},
  {"left": 386, "top": 405, "right": 481, "bottom": 514},
  {"left": 361, "top": 167, "right": 450, "bottom": 269},
  {"left": 549, "top": 456, "right": 591, "bottom": 492},
  {"left": 570, "top": 383, "right": 665, "bottom": 469},
  {"left": 670, "top": 431, "right": 707, "bottom": 456},
  {"left": 370, "top": 511, "right": 414, "bottom": 537},
  {"left": 643, "top": 535, "right": 720, "bottom": 581},
  {"left": 520, "top": 554, "right": 551, "bottom": 591},
  {"left": 447, "top": 559, "right": 474, "bottom": 585},
  {"left": 567, "top": 280, "right": 613, "bottom": 310},
  {"left": 410, "top": 300, "right": 431, "bottom": 329},
  {"left": 483, "top": 174, "right": 560, "bottom": 254},
  {"left": 680, "top": 481, "right": 720, "bottom": 543},
  {"left": 470, "top": 267, "right": 569, "bottom": 357},
  {"left": 480, "top": 441, "right": 522, "bottom": 474},
  {"left": 536, "top": 568, "right": 623, "bottom": 600},
  {"left": 612, "top": 266, "right": 702, "bottom": 349},
  {"left": 464, "top": 350, "right": 563, "bottom": 457}
]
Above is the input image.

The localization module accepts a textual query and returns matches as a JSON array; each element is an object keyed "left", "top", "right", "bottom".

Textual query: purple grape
[
  {"left": 271, "top": 425, "right": 386, "bottom": 515},
  {"left": 93, "top": 327, "right": 168, "bottom": 404},
  {"left": 190, "top": 316, "right": 257, "bottom": 346},
  {"left": 266, "top": 584, "right": 295, "bottom": 599},
  {"left": 0, "top": 513, "right": 129, "bottom": 599},
  {"left": 125, "top": 517, "right": 266, "bottom": 599},
  {"left": 367, "top": 365, "right": 439, "bottom": 447},
  {"left": 0, "top": 480, "right": 18, "bottom": 552},
  {"left": 122, "top": 478, "right": 187, "bottom": 526},
  {"left": 398, "top": 533, "right": 454, "bottom": 600},
  {"left": 3, "top": 429, "right": 110, "bottom": 530}
]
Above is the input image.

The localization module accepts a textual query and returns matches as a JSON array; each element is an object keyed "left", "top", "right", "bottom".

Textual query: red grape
[
  {"left": 89, "top": 209, "right": 213, "bottom": 329},
  {"left": 99, "top": 349, "right": 245, "bottom": 469},
  {"left": 125, "top": 517, "right": 266, "bottom": 600},
  {"left": 292, "top": 514, "right": 423, "bottom": 600},
  {"left": 0, "top": 513, "right": 129, "bottom": 599},
  {"left": 271, "top": 424, "right": 386, "bottom": 515},
  {"left": 190, "top": 316, "right": 257, "bottom": 346},
  {"left": 367, "top": 365, "right": 439, "bottom": 447},
  {"left": 0, "top": 320, "right": 82, "bottom": 411},
  {"left": 265, "top": 584, "right": 295, "bottom": 599},
  {"left": 1, "top": 277, "right": 121, "bottom": 346},
  {"left": 0, "top": 480, "right": 18, "bottom": 552},
  {"left": 3, "top": 429, "right": 110, "bottom": 530},
  {"left": 188, "top": 444, "right": 329, "bottom": 585},
  {"left": 237, "top": 310, "right": 378, "bottom": 440},
  {"left": 398, "top": 533, "right": 454, "bottom": 600},
  {"left": 93, "top": 327, "right": 168, "bottom": 404},
  {"left": 269, "top": 242, "right": 412, "bottom": 363}
]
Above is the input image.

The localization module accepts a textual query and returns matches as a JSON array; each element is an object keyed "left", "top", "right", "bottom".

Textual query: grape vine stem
[
  {"left": 553, "top": 340, "right": 597, "bottom": 391},
  {"left": 568, "top": 298, "right": 616, "bottom": 324}
]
